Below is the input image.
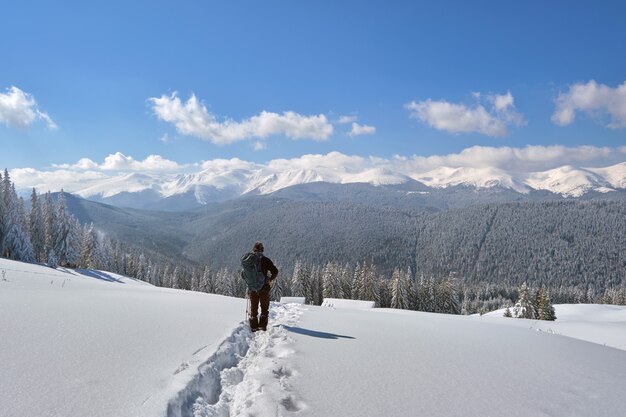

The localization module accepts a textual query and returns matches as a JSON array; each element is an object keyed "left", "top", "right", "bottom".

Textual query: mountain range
[{"left": 53, "top": 161, "right": 626, "bottom": 211}]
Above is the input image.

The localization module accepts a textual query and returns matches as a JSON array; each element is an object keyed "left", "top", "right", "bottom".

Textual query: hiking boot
[
  {"left": 249, "top": 316, "right": 259, "bottom": 332},
  {"left": 259, "top": 314, "right": 268, "bottom": 331}
]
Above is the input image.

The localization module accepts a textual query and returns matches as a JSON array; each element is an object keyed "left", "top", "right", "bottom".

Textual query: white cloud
[
  {"left": 348, "top": 122, "right": 376, "bottom": 136},
  {"left": 149, "top": 92, "right": 333, "bottom": 144},
  {"left": 405, "top": 91, "right": 525, "bottom": 137},
  {"left": 552, "top": 80, "right": 626, "bottom": 128},
  {"left": 0, "top": 86, "right": 57, "bottom": 130},
  {"left": 54, "top": 153, "right": 184, "bottom": 172},
  {"left": 199, "top": 157, "right": 259, "bottom": 172},
  {"left": 338, "top": 115, "right": 358, "bottom": 124},
  {"left": 253, "top": 141, "right": 267, "bottom": 151},
  {"left": 395, "top": 145, "right": 625, "bottom": 173},
  {"left": 11, "top": 168, "right": 108, "bottom": 193}
]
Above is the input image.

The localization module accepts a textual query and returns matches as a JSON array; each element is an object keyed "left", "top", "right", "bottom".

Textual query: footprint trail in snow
[{"left": 167, "top": 302, "right": 305, "bottom": 417}]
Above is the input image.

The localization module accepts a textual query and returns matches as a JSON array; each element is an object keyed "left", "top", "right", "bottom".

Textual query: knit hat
[{"left": 253, "top": 242, "right": 264, "bottom": 253}]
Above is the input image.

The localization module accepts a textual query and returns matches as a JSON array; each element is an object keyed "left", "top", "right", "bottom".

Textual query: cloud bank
[
  {"left": 552, "top": 80, "right": 626, "bottom": 128},
  {"left": 405, "top": 92, "right": 525, "bottom": 137},
  {"left": 0, "top": 86, "right": 57, "bottom": 130},
  {"left": 53, "top": 152, "right": 185, "bottom": 172},
  {"left": 149, "top": 92, "right": 333, "bottom": 144}
]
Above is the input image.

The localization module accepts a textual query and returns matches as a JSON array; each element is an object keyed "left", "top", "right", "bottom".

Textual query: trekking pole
[{"left": 245, "top": 293, "right": 250, "bottom": 322}]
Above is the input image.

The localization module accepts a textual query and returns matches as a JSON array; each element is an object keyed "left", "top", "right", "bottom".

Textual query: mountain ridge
[{"left": 43, "top": 161, "right": 626, "bottom": 211}]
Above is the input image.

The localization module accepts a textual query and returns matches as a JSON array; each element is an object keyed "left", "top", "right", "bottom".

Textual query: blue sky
[{"left": 1, "top": 0, "right": 625, "bottom": 171}]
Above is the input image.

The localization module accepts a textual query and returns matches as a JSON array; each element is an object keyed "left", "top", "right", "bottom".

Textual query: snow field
[
  {"left": 3, "top": 257, "right": 626, "bottom": 417},
  {"left": 289, "top": 306, "right": 626, "bottom": 417}
]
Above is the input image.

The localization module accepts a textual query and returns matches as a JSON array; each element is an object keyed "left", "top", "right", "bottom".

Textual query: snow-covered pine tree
[
  {"left": 29, "top": 188, "right": 45, "bottom": 261},
  {"left": 414, "top": 274, "right": 427, "bottom": 311},
  {"left": 378, "top": 276, "right": 392, "bottom": 308},
  {"left": 512, "top": 282, "right": 536, "bottom": 319},
  {"left": 503, "top": 307, "right": 513, "bottom": 317},
  {"left": 0, "top": 169, "right": 11, "bottom": 255},
  {"left": 309, "top": 264, "right": 322, "bottom": 305},
  {"left": 171, "top": 266, "right": 181, "bottom": 289},
  {"left": 1, "top": 180, "right": 34, "bottom": 262},
  {"left": 438, "top": 274, "right": 461, "bottom": 314},
  {"left": 390, "top": 268, "right": 412, "bottom": 310},
  {"left": 351, "top": 262, "right": 364, "bottom": 300},
  {"left": 290, "top": 259, "right": 305, "bottom": 298},
  {"left": 340, "top": 263, "right": 353, "bottom": 299},
  {"left": 47, "top": 248, "right": 58, "bottom": 268},
  {"left": 270, "top": 271, "right": 284, "bottom": 301},
  {"left": 161, "top": 264, "right": 172, "bottom": 288},
  {"left": 52, "top": 190, "right": 79, "bottom": 266},
  {"left": 43, "top": 191, "right": 55, "bottom": 261},
  {"left": 0, "top": 171, "right": 3, "bottom": 248},
  {"left": 536, "top": 287, "right": 556, "bottom": 321},
  {"left": 426, "top": 276, "right": 437, "bottom": 313},
  {"left": 200, "top": 265, "right": 213, "bottom": 293},
  {"left": 322, "top": 262, "right": 342, "bottom": 299},
  {"left": 360, "top": 261, "right": 380, "bottom": 306},
  {"left": 80, "top": 224, "right": 99, "bottom": 269}
]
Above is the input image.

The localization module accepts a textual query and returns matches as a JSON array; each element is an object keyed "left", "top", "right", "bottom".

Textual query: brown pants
[{"left": 249, "top": 285, "right": 270, "bottom": 319}]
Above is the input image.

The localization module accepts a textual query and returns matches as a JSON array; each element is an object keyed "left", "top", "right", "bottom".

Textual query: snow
[
  {"left": 413, "top": 166, "right": 530, "bottom": 193},
  {"left": 525, "top": 165, "right": 613, "bottom": 197},
  {"left": 2, "top": 258, "right": 626, "bottom": 417},
  {"left": 279, "top": 296, "right": 306, "bottom": 304},
  {"left": 321, "top": 298, "right": 376, "bottom": 309},
  {"left": 290, "top": 306, "right": 626, "bottom": 417},
  {"left": 478, "top": 303, "right": 626, "bottom": 351},
  {"left": 589, "top": 162, "right": 626, "bottom": 189},
  {"left": 0, "top": 258, "right": 246, "bottom": 417}
]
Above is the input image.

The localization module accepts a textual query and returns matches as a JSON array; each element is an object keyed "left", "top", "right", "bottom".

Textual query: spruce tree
[
  {"left": 322, "top": 262, "right": 342, "bottom": 299},
  {"left": 29, "top": 188, "right": 45, "bottom": 261},
  {"left": 360, "top": 262, "right": 380, "bottom": 305},
  {"left": 513, "top": 282, "right": 536, "bottom": 319},
  {"left": 201, "top": 265, "right": 213, "bottom": 293},
  {"left": 80, "top": 224, "right": 99, "bottom": 268},
  {"left": 290, "top": 259, "right": 305, "bottom": 298}
]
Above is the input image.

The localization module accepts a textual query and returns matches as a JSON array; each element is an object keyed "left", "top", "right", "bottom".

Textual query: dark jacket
[{"left": 259, "top": 255, "right": 278, "bottom": 283}]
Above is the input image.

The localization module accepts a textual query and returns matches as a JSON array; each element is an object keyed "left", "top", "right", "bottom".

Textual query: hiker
[{"left": 241, "top": 242, "right": 278, "bottom": 331}]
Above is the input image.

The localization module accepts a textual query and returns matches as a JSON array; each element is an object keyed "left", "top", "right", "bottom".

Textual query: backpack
[{"left": 241, "top": 252, "right": 266, "bottom": 292}]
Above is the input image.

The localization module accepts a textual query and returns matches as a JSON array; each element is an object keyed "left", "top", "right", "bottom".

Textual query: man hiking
[{"left": 241, "top": 242, "right": 278, "bottom": 332}]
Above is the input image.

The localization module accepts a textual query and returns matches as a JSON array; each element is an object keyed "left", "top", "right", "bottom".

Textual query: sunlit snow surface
[{"left": 2, "top": 258, "right": 626, "bottom": 417}]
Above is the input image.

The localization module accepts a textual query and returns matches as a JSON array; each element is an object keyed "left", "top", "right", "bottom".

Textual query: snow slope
[
  {"left": 2, "top": 258, "right": 626, "bottom": 417},
  {"left": 479, "top": 303, "right": 626, "bottom": 351},
  {"left": 0, "top": 258, "right": 246, "bottom": 417}
]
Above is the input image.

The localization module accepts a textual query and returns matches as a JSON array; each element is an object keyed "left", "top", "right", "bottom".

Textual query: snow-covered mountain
[
  {"left": 32, "top": 161, "right": 626, "bottom": 210},
  {"left": 525, "top": 165, "right": 615, "bottom": 197}
]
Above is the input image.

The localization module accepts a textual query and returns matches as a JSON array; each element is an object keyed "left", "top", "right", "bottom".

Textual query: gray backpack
[{"left": 241, "top": 252, "right": 266, "bottom": 292}]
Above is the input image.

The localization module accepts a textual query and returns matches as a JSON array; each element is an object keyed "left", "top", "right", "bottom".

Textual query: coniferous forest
[{"left": 1, "top": 168, "right": 625, "bottom": 317}]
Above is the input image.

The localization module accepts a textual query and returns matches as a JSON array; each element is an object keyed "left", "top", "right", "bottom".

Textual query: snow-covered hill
[{"left": 2, "top": 258, "right": 626, "bottom": 417}]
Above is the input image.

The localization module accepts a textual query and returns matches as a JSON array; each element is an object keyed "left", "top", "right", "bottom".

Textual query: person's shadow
[{"left": 283, "top": 325, "right": 355, "bottom": 340}]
